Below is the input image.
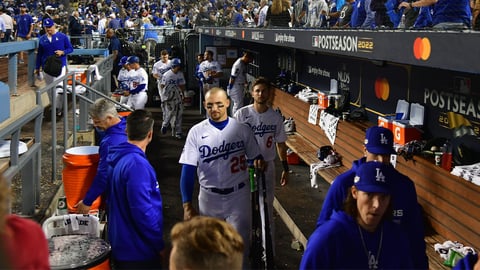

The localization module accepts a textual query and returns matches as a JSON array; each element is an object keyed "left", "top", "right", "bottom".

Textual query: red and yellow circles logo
[
  {"left": 413, "top": 37, "right": 431, "bottom": 61},
  {"left": 375, "top": 77, "right": 390, "bottom": 101}
]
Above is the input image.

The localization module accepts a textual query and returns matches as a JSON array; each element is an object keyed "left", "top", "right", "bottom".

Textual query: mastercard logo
[
  {"left": 374, "top": 77, "right": 390, "bottom": 101},
  {"left": 413, "top": 37, "right": 431, "bottom": 61}
]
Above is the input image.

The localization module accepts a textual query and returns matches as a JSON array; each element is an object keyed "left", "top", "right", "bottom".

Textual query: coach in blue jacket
[
  {"left": 35, "top": 18, "right": 73, "bottom": 118},
  {"left": 106, "top": 110, "right": 165, "bottom": 268}
]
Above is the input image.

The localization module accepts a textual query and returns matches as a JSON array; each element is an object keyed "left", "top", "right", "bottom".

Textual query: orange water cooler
[{"left": 62, "top": 146, "right": 102, "bottom": 213}]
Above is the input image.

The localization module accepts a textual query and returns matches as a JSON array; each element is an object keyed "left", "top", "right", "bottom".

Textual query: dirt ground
[{"left": 12, "top": 104, "right": 330, "bottom": 269}]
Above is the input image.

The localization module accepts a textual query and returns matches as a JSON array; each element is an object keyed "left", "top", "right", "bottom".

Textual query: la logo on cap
[
  {"left": 379, "top": 133, "right": 388, "bottom": 145},
  {"left": 375, "top": 168, "right": 386, "bottom": 183}
]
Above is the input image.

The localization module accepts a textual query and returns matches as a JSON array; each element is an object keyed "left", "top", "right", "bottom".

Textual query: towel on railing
[{"left": 91, "top": 65, "right": 103, "bottom": 81}]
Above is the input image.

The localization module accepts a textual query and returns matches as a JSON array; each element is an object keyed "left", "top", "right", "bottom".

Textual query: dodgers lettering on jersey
[
  {"left": 247, "top": 122, "right": 277, "bottom": 137},
  {"left": 199, "top": 140, "right": 246, "bottom": 163}
]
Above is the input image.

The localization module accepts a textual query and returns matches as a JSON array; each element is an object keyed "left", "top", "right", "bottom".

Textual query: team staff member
[
  {"left": 233, "top": 77, "right": 288, "bottom": 255},
  {"left": 228, "top": 51, "right": 253, "bottom": 116},
  {"left": 179, "top": 87, "right": 264, "bottom": 264},
  {"left": 317, "top": 126, "right": 428, "bottom": 269},
  {"left": 75, "top": 98, "right": 127, "bottom": 214},
  {"left": 125, "top": 56, "right": 148, "bottom": 110},
  {"left": 35, "top": 18, "right": 73, "bottom": 118},
  {"left": 197, "top": 50, "right": 223, "bottom": 93},
  {"left": 107, "top": 110, "right": 165, "bottom": 269},
  {"left": 300, "top": 162, "right": 414, "bottom": 269},
  {"left": 159, "top": 58, "right": 186, "bottom": 139}
]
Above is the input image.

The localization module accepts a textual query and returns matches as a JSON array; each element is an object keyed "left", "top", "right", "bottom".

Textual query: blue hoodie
[
  {"left": 301, "top": 211, "right": 414, "bottom": 269},
  {"left": 83, "top": 117, "right": 127, "bottom": 206},
  {"left": 317, "top": 157, "right": 429, "bottom": 269},
  {"left": 106, "top": 142, "right": 164, "bottom": 262}
]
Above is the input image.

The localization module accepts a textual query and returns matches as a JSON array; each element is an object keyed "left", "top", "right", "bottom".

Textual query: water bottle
[
  {"left": 399, "top": 14, "right": 406, "bottom": 29},
  {"left": 441, "top": 141, "right": 453, "bottom": 171}
]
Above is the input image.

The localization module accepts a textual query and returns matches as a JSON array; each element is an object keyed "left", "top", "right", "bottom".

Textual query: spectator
[
  {"left": 399, "top": 0, "right": 471, "bottom": 29},
  {"left": 227, "top": 51, "right": 253, "bottom": 116},
  {"left": 107, "top": 13, "right": 122, "bottom": 29},
  {"left": 291, "top": 0, "right": 307, "bottom": 27},
  {"left": 370, "top": 0, "right": 394, "bottom": 28},
  {"left": 401, "top": 0, "right": 420, "bottom": 29},
  {"left": 305, "top": 0, "right": 329, "bottom": 28},
  {"left": 97, "top": 13, "right": 107, "bottom": 34},
  {"left": 179, "top": 87, "right": 264, "bottom": 266},
  {"left": 125, "top": 56, "right": 149, "bottom": 110},
  {"left": 0, "top": 15, "right": 5, "bottom": 41},
  {"left": 332, "top": 0, "right": 355, "bottom": 27},
  {"left": 265, "top": 0, "right": 292, "bottom": 27},
  {"left": 0, "top": 6, "right": 13, "bottom": 42},
  {"left": 257, "top": 0, "right": 270, "bottom": 27},
  {"left": 75, "top": 98, "right": 128, "bottom": 214},
  {"left": 35, "top": 18, "right": 73, "bottom": 118},
  {"left": 316, "top": 126, "right": 428, "bottom": 269},
  {"left": 361, "top": 0, "right": 376, "bottom": 28},
  {"left": 233, "top": 77, "right": 289, "bottom": 257},
  {"left": 350, "top": 0, "right": 367, "bottom": 27},
  {"left": 300, "top": 162, "right": 414, "bottom": 269},
  {"left": 107, "top": 109, "right": 166, "bottom": 269},
  {"left": 15, "top": 3, "right": 34, "bottom": 64},
  {"left": 169, "top": 216, "right": 244, "bottom": 270},
  {"left": 0, "top": 173, "right": 49, "bottom": 269},
  {"left": 159, "top": 58, "right": 186, "bottom": 139},
  {"left": 198, "top": 50, "right": 223, "bottom": 93},
  {"left": 68, "top": 11, "right": 83, "bottom": 47},
  {"left": 472, "top": 0, "right": 480, "bottom": 30}
]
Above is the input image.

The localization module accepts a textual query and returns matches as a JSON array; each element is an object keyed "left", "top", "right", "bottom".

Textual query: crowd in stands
[{"left": 0, "top": 0, "right": 477, "bottom": 43}]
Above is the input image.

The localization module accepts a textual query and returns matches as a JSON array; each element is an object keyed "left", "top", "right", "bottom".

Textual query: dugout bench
[{"left": 272, "top": 88, "right": 480, "bottom": 270}]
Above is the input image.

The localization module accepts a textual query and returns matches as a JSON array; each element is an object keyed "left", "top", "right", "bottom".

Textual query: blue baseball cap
[
  {"left": 126, "top": 56, "right": 139, "bottom": 64},
  {"left": 43, "top": 18, "right": 54, "bottom": 28},
  {"left": 119, "top": 56, "right": 128, "bottom": 66},
  {"left": 354, "top": 161, "right": 394, "bottom": 194},
  {"left": 364, "top": 126, "right": 396, "bottom": 155},
  {"left": 171, "top": 58, "right": 181, "bottom": 67}
]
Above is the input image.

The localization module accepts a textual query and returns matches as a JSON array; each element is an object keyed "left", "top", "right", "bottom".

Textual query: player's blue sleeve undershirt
[{"left": 180, "top": 164, "right": 196, "bottom": 203}]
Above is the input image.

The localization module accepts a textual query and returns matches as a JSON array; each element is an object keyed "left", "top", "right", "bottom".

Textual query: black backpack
[{"left": 43, "top": 55, "right": 63, "bottom": 77}]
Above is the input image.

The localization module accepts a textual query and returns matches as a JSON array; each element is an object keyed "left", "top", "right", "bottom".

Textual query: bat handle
[{"left": 249, "top": 166, "right": 256, "bottom": 192}]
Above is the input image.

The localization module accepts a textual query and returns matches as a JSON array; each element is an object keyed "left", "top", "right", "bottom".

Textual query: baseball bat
[
  {"left": 258, "top": 168, "right": 275, "bottom": 269},
  {"left": 249, "top": 165, "right": 264, "bottom": 269}
]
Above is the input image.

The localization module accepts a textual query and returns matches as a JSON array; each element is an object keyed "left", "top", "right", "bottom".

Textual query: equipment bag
[{"left": 44, "top": 55, "right": 63, "bottom": 77}]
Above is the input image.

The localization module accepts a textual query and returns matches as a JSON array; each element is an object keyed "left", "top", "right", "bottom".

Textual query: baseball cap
[
  {"left": 119, "top": 56, "right": 129, "bottom": 66},
  {"left": 45, "top": 5, "right": 54, "bottom": 10},
  {"left": 354, "top": 161, "right": 393, "bottom": 194},
  {"left": 364, "top": 126, "right": 396, "bottom": 155},
  {"left": 126, "top": 56, "right": 140, "bottom": 64},
  {"left": 20, "top": 3, "right": 27, "bottom": 8},
  {"left": 43, "top": 18, "right": 55, "bottom": 28},
  {"left": 171, "top": 58, "right": 181, "bottom": 67}
]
